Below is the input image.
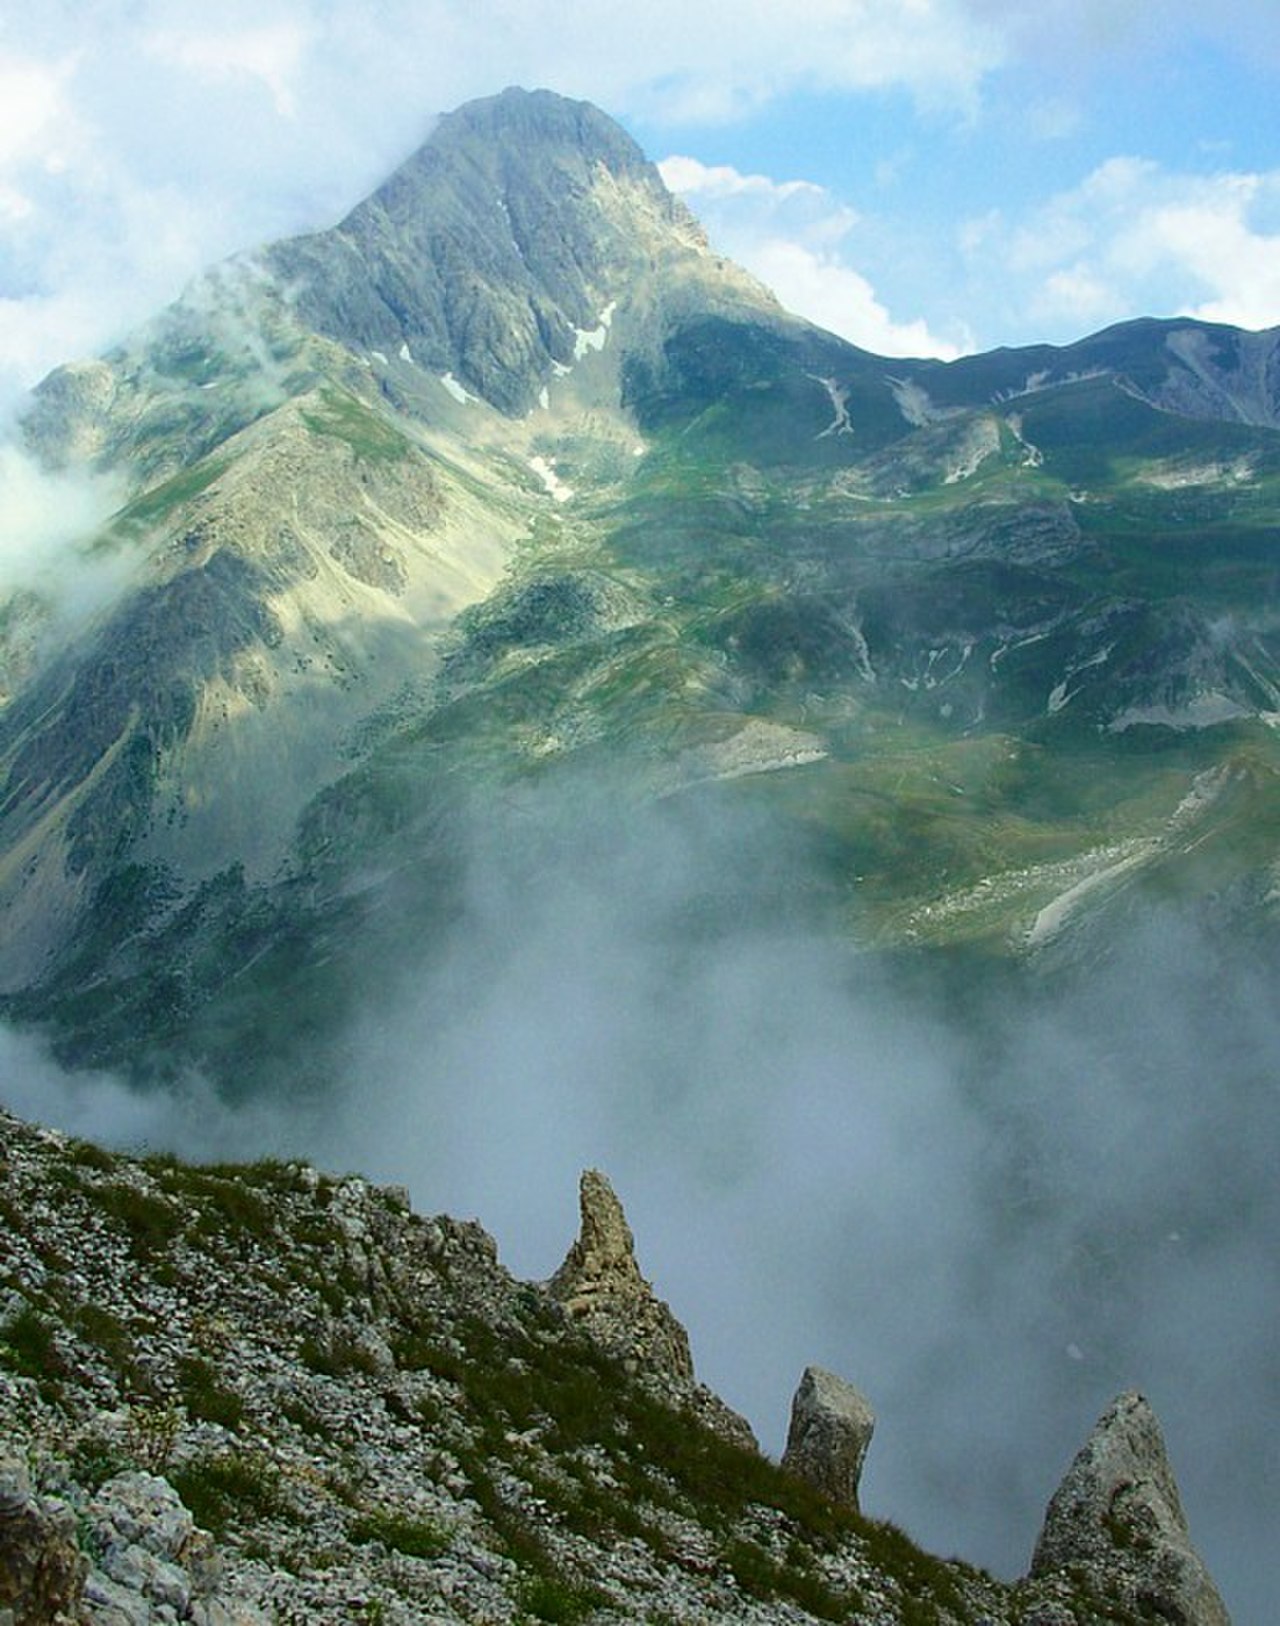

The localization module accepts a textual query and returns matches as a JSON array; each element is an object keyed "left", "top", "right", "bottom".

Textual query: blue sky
[{"left": 2, "top": 0, "right": 1279, "bottom": 407}]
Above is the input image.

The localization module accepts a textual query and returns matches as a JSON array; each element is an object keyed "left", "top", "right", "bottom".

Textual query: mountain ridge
[{"left": 0, "top": 1108, "right": 1231, "bottom": 1625}]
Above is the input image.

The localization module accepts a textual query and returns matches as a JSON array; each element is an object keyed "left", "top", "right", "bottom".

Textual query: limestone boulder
[
  {"left": 0, "top": 1456, "right": 86, "bottom": 1625},
  {"left": 548, "top": 1169, "right": 694, "bottom": 1382},
  {"left": 781, "top": 1365, "right": 875, "bottom": 1511}
]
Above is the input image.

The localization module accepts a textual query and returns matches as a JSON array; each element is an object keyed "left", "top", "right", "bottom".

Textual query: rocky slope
[{"left": 0, "top": 1109, "right": 1230, "bottom": 1625}]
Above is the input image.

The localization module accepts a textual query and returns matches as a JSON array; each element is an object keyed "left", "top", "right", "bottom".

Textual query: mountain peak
[{"left": 264, "top": 85, "right": 760, "bottom": 415}]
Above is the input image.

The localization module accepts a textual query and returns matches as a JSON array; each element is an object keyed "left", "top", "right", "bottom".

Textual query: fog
[{"left": 3, "top": 782, "right": 1276, "bottom": 1622}]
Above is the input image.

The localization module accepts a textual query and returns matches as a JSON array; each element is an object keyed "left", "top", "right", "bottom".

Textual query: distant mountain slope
[{"left": 0, "top": 87, "right": 1277, "bottom": 1083}]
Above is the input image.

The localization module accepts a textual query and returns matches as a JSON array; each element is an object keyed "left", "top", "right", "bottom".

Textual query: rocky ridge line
[{"left": 0, "top": 1110, "right": 1229, "bottom": 1624}]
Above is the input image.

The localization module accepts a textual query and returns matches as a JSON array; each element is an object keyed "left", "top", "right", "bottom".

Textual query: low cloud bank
[{"left": 4, "top": 783, "right": 1275, "bottom": 1622}]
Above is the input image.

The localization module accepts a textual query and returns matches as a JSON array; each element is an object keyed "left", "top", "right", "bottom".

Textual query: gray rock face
[
  {"left": 781, "top": 1366, "right": 875, "bottom": 1511},
  {"left": 548, "top": 1170, "right": 759, "bottom": 1453},
  {"left": 266, "top": 87, "right": 712, "bottom": 415},
  {"left": 0, "top": 1456, "right": 86, "bottom": 1625},
  {"left": 1030, "top": 1391, "right": 1231, "bottom": 1626}
]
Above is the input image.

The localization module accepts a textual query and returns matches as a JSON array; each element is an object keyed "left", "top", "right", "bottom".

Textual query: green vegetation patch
[
  {"left": 111, "top": 456, "right": 230, "bottom": 534},
  {"left": 176, "top": 1353, "right": 244, "bottom": 1429},
  {"left": 300, "top": 388, "right": 412, "bottom": 462},
  {"left": 348, "top": 1507, "right": 450, "bottom": 1560},
  {"left": 0, "top": 1306, "right": 64, "bottom": 1390},
  {"left": 170, "top": 1449, "right": 281, "bottom": 1538},
  {"left": 95, "top": 1180, "right": 185, "bottom": 1256}
]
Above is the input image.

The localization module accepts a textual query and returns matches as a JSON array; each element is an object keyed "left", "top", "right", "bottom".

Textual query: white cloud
[
  {"left": 661, "top": 155, "right": 966, "bottom": 359},
  {"left": 960, "top": 0, "right": 1280, "bottom": 74},
  {"left": 970, "top": 159, "right": 1280, "bottom": 338},
  {"left": 143, "top": 21, "right": 311, "bottom": 119},
  {"left": 0, "top": 50, "right": 73, "bottom": 168}
]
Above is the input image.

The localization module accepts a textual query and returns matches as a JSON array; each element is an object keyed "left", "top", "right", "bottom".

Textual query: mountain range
[
  {"left": 2, "top": 86, "right": 1278, "bottom": 1084},
  {"left": 0, "top": 86, "right": 1277, "bottom": 1624}
]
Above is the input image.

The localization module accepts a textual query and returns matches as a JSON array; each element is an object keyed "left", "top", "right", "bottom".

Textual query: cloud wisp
[{"left": 963, "top": 159, "right": 1280, "bottom": 337}]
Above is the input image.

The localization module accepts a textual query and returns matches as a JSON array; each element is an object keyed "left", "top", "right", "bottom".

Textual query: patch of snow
[
  {"left": 538, "top": 387, "right": 550, "bottom": 412},
  {"left": 439, "top": 372, "right": 477, "bottom": 405},
  {"left": 809, "top": 376, "right": 853, "bottom": 439},
  {"left": 371, "top": 350, "right": 389, "bottom": 367},
  {"left": 990, "top": 630, "right": 1049, "bottom": 671},
  {"left": 551, "top": 361, "right": 572, "bottom": 378},
  {"left": 1046, "top": 645, "right": 1112, "bottom": 714},
  {"left": 572, "top": 304, "right": 616, "bottom": 361},
  {"left": 632, "top": 444, "right": 647, "bottom": 458},
  {"left": 398, "top": 342, "right": 413, "bottom": 364},
  {"left": 529, "top": 456, "right": 574, "bottom": 504}
]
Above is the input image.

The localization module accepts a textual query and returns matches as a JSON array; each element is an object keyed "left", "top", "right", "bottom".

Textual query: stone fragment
[
  {"left": 781, "top": 1365, "right": 876, "bottom": 1511},
  {"left": 1030, "top": 1391, "right": 1230, "bottom": 1626}
]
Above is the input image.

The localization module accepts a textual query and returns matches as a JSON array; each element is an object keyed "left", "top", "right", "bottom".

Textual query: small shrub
[
  {"left": 96, "top": 1182, "right": 183, "bottom": 1255},
  {"left": 300, "top": 1329, "right": 381, "bottom": 1377},
  {"left": 0, "top": 1305, "right": 61, "bottom": 1379},
  {"left": 170, "top": 1449, "right": 281, "bottom": 1538},
  {"left": 518, "top": 1573, "right": 604, "bottom": 1624},
  {"left": 177, "top": 1354, "right": 244, "bottom": 1429},
  {"left": 67, "top": 1432, "right": 134, "bottom": 1492},
  {"left": 68, "top": 1140, "right": 117, "bottom": 1172},
  {"left": 280, "top": 1393, "right": 337, "bottom": 1440},
  {"left": 73, "top": 1303, "right": 138, "bottom": 1385},
  {"left": 349, "top": 1507, "right": 450, "bottom": 1559},
  {"left": 126, "top": 1404, "right": 183, "bottom": 1473}
]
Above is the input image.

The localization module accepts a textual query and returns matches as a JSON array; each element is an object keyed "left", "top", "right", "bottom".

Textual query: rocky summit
[{"left": 0, "top": 1113, "right": 1230, "bottom": 1624}]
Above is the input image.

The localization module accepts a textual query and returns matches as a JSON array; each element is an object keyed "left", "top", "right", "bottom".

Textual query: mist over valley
[{"left": 0, "top": 87, "right": 1276, "bottom": 1624}]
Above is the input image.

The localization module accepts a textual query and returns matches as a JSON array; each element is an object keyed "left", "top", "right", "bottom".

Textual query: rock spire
[
  {"left": 1030, "top": 1391, "right": 1231, "bottom": 1626},
  {"left": 548, "top": 1169, "right": 694, "bottom": 1381}
]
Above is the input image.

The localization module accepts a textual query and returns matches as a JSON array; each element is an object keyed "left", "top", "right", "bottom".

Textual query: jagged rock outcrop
[
  {"left": 0, "top": 1456, "right": 86, "bottom": 1625},
  {"left": 0, "top": 1110, "right": 1235, "bottom": 1625},
  {"left": 548, "top": 1169, "right": 758, "bottom": 1451},
  {"left": 1030, "top": 1391, "right": 1231, "bottom": 1626},
  {"left": 548, "top": 1169, "right": 694, "bottom": 1381},
  {"left": 781, "top": 1365, "right": 876, "bottom": 1512}
]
